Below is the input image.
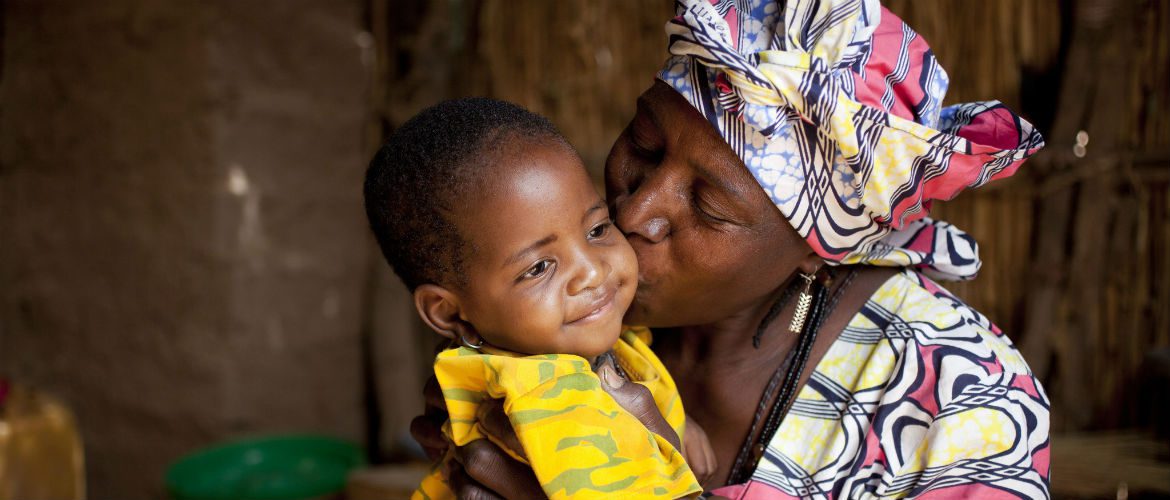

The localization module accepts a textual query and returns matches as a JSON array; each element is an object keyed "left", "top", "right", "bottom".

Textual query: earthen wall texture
[{"left": 1, "top": 1, "right": 370, "bottom": 496}]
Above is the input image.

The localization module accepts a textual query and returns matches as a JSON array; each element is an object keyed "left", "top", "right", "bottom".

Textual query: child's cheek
[
  {"left": 616, "top": 237, "right": 639, "bottom": 285},
  {"left": 536, "top": 284, "right": 567, "bottom": 328}
]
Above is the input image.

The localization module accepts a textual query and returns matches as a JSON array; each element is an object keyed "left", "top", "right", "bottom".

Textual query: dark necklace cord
[
  {"left": 732, "top": 273, "right": 815, "bottom": 477},
  {"left": 726, "top": 282, "right": 826, "bottom": 485},
  {"left": 726, "top": 267, "right": 859, "bottom": 485},
  {"left": 727, "top": 342, "right": 797, "bottom": 483},
  {"left": 756, "top": 269, "right": 857, "bottom": 447}
]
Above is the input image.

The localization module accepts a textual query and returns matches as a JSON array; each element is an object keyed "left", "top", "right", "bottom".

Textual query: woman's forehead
[
  {"left": 635, "top": 82, "right": 759, "bottom": 187},
  {"left": 636, "top": 80, "right": 691, "bottom": 119}
]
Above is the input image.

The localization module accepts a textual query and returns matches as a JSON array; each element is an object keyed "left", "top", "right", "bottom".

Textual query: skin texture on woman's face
[
  {"left": 451, "top": 138, "right": 638, "bottom": 360},
  {"left": 605, "top": 80, "right": 814, "bottom": 328}
]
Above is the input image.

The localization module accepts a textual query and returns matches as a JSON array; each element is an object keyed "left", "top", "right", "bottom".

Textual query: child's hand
[{"left": 683, "top": 415, "right": 718, "bottom": 486}]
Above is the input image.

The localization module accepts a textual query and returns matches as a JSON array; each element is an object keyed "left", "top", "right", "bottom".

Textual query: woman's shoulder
[
  {"left": 754, "top": 269, "right": 1049, "bottom": 499},
  {"left": 847, "top": 268, "right": 1034, "bottom": 376}
]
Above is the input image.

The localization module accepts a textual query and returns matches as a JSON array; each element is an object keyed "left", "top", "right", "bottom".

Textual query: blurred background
[{"left": 1, "top": 0, "right": 1168, "bottom": 498}]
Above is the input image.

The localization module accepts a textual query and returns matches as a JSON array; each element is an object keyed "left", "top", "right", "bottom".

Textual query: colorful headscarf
[{"left": 659, "top": 0, "right": 1044, "bottom": 280}]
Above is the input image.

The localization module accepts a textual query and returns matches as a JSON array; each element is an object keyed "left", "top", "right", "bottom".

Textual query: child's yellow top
[{"left": 414, "top": 327, "right": 701, "bottom": 500}]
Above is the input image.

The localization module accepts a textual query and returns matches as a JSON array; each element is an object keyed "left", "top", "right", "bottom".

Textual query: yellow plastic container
[{"left": 0, "top": 380, "right": 86, "bottom": 500}]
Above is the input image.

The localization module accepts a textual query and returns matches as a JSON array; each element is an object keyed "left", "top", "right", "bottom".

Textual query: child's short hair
[{"left": 364, "top": 98, "right": 566, "bottom": 291}]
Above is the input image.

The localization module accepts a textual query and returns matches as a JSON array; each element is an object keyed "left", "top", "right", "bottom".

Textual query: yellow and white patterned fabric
[
  {"left": 413, "top": 327, "right": 701, "bottom": 500},
  {"left": 660, "top": 0, "right": 1045, "bottom": 281},
  {"left": 711, "top": 270, "right": 1050, "bottom": 499}
]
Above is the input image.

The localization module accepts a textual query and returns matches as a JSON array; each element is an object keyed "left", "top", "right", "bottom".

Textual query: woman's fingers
[
  {"left": 683, "top": 415, "right": 718, "bottom": 486},
  {"left": 477, "top": 398, "right": 527, "bottom": 460},
  {"left": 410, "top": 414, "right": 448, "bottom": 462},
  {"left": 411, "top": 374, "right": 451, "bottom": 462},
  {"left": 701, "top": 429, "right": 718, "bottom": 485},
  {"left": 596, "top": 357, "right": 682, "bottom": 450},
  {"left": 447, "top": 461, "right": 505, "bottom": 500},
  {"left": 455, "top": 439, "right": 546, "bottom": 499},
  {"left": 424, "top": 374, "right": 446, "bottom": 416}
]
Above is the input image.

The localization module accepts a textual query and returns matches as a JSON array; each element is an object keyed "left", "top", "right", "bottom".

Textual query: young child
[{"left": 364, "top": 98, "right": 703, "bottom": 499}]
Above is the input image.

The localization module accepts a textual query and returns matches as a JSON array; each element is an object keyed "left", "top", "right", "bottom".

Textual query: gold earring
[{"left": 788, "top": 273, "right": 816, "bottom": 333}]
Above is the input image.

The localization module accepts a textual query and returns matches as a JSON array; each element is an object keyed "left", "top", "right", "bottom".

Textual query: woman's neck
[{"left": 659, "top": 284, "right": 799, "bottom": 374}]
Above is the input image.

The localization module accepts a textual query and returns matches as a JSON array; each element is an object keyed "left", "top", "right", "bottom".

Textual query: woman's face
[{"left": 605, "top": 80, "right": 813, "bottom": 327}]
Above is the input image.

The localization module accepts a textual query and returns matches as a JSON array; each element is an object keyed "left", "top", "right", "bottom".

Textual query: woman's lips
[{"left": 567, "top": 287, "right": 617, "bottom": 325}]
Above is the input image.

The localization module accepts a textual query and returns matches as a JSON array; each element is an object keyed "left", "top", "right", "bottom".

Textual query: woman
[{"left": 415, "top": 0, "right": 1050, "bottom": 497}]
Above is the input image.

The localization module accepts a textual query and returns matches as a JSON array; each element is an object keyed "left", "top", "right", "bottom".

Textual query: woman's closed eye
[
  {"left": 696, "top": 204, "right": 729, "bottom": 224},
  {"left": 628, "top": 117, "right": 664, "bottom": 161},
  {"left": 631, "top": 142, "right": 664, "bottom": 166},
  {"left": 694, "top": 194, "right": 734, "bottom": 225},
  {"left": 630, "top": 137, "right": 662, "bottom": 160}
]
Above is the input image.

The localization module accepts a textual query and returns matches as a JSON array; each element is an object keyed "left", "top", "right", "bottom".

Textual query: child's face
[{"left": 451, "top": 139, "right": 637, "bottom": 360}]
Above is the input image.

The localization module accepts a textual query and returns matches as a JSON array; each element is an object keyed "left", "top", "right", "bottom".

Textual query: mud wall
[{"left": 0, "top": 1, "right": 371, "bottom": 497}]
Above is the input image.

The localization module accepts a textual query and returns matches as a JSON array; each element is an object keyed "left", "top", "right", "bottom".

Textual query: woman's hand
[
  {"left": 448, "top": 398, "right": 545, "bottom": 499},
  {"left": 409, "top": 375, "right": 449, "bottom": 462},
  {"left": 413, "top": 374, "right": 545, "bottom": 499},
  {"left": 594, "top": 356, "right": 682, "bottom": 450},
  {"left": 682, "top": 414, "right": 718, "bottom": 486}
]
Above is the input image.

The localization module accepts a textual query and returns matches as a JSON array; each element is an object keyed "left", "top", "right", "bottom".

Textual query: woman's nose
[{"left": 615, "top": 170, "right": 677, "bottom": 244}]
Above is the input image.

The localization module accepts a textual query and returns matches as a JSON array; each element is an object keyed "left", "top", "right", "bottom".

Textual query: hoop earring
[
  {"left": 787, "top": 273, "right": 818, "bottom": 333},
  {"left": 460, "top": 334, "right": 483, "bottom": 350}
]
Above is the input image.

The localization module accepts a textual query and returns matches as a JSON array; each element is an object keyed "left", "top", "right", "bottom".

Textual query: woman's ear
[
  {"left": 796, "top": 253, "right": 824, "bottom": 277},
  {"left": 413, "top": 284, "right": 473, "bottom": 342}
]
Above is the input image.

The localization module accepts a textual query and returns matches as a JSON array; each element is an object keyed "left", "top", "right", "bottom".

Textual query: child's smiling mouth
[{"left": 566, "top": 286, "right": 618, "bottom": 325}]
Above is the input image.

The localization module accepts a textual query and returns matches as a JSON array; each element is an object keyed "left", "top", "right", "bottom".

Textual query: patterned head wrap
[{"left": 659, "top": 0, "right": 1044, "bottom": 280}]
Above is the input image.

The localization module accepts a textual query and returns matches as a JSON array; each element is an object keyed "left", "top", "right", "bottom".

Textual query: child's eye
[
  {"left": 521, "top": 259, "right": 554, "bottom": 280},
  {"left": 587, "top": 222, "right": 611, "bottom": 240}
]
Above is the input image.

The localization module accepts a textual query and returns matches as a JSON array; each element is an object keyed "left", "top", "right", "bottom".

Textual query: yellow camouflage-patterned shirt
[{"left": 414, "top": 327, "right": 701, "bottom": 500}]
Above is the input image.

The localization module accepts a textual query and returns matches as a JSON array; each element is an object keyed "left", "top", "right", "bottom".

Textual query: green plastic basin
[{"left": 166, "top": 434, "right": 365, "bottom": 500}]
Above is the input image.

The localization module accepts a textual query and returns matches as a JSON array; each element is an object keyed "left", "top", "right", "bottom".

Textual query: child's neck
[
  {"left": 587, "top": 353, "right": 605, "bottom": 370},
  {"left": 589, "top": 351, "right": 622, "bottom": 375}
]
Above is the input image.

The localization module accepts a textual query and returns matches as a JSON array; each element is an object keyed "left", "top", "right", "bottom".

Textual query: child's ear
[{"left": 413, "top": 284, "right": 475, "bottom": 343}]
